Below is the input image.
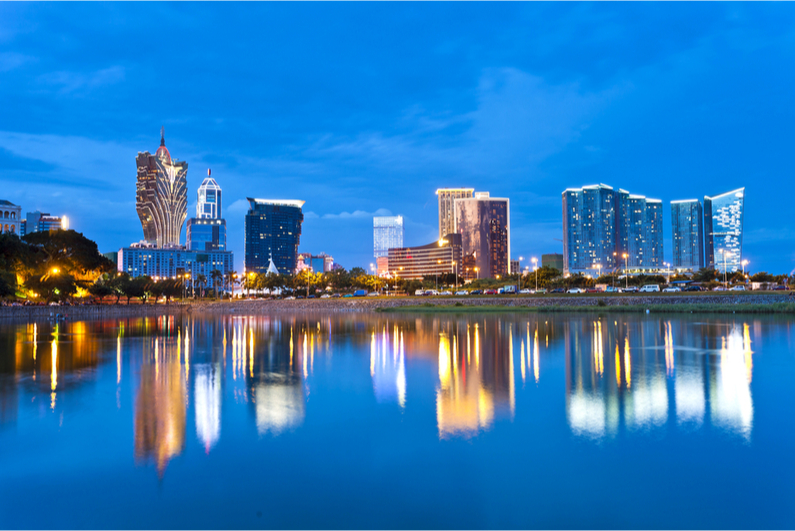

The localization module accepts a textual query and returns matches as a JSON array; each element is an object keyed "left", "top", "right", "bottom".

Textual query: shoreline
[{"left": 0, "top": 292, "right": 792, "bottom": 320}]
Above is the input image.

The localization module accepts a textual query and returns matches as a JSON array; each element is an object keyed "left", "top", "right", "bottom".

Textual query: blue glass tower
[
  {"left": 671, "top": 199, "right": 704, "bottom": 270},
  {"left": 704, "top": 188, "right": 744, "bottom": 273},
  {"left": 245, "top": 198, "right": 304, "bottom": 274}
]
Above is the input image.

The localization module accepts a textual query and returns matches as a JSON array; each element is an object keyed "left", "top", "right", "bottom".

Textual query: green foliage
[
  {"left": 692, "top": 267, "right": 719, "bottom": 282},
  {"left": 751, "top": 271, "right": 775, "bottom": 283}
]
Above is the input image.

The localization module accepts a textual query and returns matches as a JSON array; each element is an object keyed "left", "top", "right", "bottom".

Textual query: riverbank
[{"left": 0, "top": 292, "right": 792, "bottom": 320}]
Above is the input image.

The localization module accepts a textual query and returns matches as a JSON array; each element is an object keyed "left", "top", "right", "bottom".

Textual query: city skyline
[{"left": 1, "top": 4, "right": 791, "bottom": 274}]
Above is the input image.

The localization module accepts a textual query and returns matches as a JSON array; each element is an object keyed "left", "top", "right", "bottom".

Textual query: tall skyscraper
[
  {"left": 454, "top": 193, "right": 510, "bottom": 279},
  {"left": 671, "top": 199, "right": 704, "bottom": 270},
  {"left": 705, "top": 188, "right": 745, "bottom": 273},
  {"left": 187, "top": 169, "right": 227, "bottom": 251},
  {"left": 436, "top": 188, "right": 474, "bottom": 240},
  {"left": 562, "top": 184, "right": 663, "bottom": 274},
  {"left": 373, "top": 215, "right": 404, "bottom": 258},
  {"left": 135, "top": 128, "right": 188, "bottom": 248},
  {"left": 245, "top": 198, "right": 304, "bottom": 274}
]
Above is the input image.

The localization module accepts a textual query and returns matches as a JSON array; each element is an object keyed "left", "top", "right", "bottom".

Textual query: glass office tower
[
  {"left": 373, "top": 215, "right": 404, "bottom": 258},
  {"left": 187, "top": 169, "right": 227, "bottom": 251},
  {"left": 135, "top": 128, "right": 188, "bottom": 248},
  {"left": 245, "top": 198, "right": 304, "bottom": 274},
  {"left": 671, "top": 199, "right": 704, "bottom": 270},
  {"left": 704, "top": 188, "right": 745, "bottom": 273}
]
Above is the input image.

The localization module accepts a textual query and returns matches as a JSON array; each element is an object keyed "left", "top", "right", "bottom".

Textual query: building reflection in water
[
  {"left": 194, "top": 363, "right": 221, "bottom": 452},
  {"left": 370, "top": 324, "right": 406, "bottom": 408},
  {"left": 565, "top": 317, "right": 755, "bottom": 441},
  {"left": 435, "top": 320, "right": 515, "bottom": 439},
  {"left": 134, "top": 330, "right": 187, "bottom": 478}
]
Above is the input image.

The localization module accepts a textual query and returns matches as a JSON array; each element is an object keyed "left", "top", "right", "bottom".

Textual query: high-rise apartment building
[
  {"left": 436, "top": 188, "right": 474, "bottom": 240},
  {"left": 245, "top": 198, "right": 304, "bottom": 274},
  {"left": 454, "top": 193, "right": 510, "bottom": 279},
  {"left": 387, "top": 234, "right": 463, "bottom": 280},
  {"left": 562, "top": 184, "right": 663, "bottom": 274},
  {"left": 705, "top": 188, "right": 745, "bottom": 273},
  {"left": 135, "top": 128, "right": 188, "bottom": 248},
  {"left": 373, "top": 216, "right": 404, "bottom": 258},
  {"left": 671, "top": 199, "right": 704, "bottom": 270},
  {"left": 187, "top": 169, "right": 227, "bottom": 252}
]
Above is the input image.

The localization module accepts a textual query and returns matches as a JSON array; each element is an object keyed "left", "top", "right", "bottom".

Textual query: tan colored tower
[
  {"left": 135, "top": 127, "right": 188, "bottom": 248},
  {"left": 436, "top": 188, "right": 473, "bottom": 239}
]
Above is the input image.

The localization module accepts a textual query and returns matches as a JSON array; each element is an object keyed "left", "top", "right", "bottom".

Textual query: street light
[
  {"left": 719, "top": 249, "right": 732, "bottom": 288},
  {"left": 622, "top": 253, "right": 628, "bottom": 289},
  {"left": 742, "top": 259, "right": 749, "bottom": 278},
  {"left": 532, "top": 257, "right": 538, "bottom": 291},
  {"left": 474, "top": 267, "right": 479, "bottom": 280},
  {"left": 663, "top": 262, "right": 670, "bottom": 284},
  {"left": 436, "top": 259, "right": 442, "bottom": 291}
]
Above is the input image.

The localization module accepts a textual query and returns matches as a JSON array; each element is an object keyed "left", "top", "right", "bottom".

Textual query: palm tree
[
  {"left": 224, "top": 271, "right": 237, "bottom": 297},
  {"left": 210, "top": 269, "right": 223, "bottom": 299},
  {"left": 194, "top": 273, "right": 207, "bottom": 298}
]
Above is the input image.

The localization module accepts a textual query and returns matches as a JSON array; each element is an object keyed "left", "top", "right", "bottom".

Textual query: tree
[
  {"left": 87, "top": 281, "right": 113, "bottom": 301},
  {"left": 160, "top": 279, "right": 182, "bottom": 303},
  {"left": 194, "top": 273, "right": 207, "bottom": 297},
  {"left": 210, "top": 269, "right": 223, "bottom": 299},
  {"left": 349, "top": 267, "right": 366, "bottom": 278},
  {"left": 23, "top": 229, "right": 113, "bottom": 276},
  {"left": 692, "top": 267, "right": 719, "bottom": 282},
  {"left": 751, "top": 271, "right": 775, "bottom": 283},
  {"left": 24, "top": 269, "right": 78, "bottom": 302}
]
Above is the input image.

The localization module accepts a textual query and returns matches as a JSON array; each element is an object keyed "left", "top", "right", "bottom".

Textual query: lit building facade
[
  {"left": 297, "top": 253, "right": 333, "bottom": 274},
  {"left": 436, "top": 188, "right": 474, "bottom": 240},
  {"left": 705, "top": 188, "right": 745, "bottom": 273},
  {"left": 245, "top": 198, "right": 304, "bottom": 274},
  {"left": 135, "top": 128, "right": 188, "bottom": 248},
  {"left": 118, "top": 244, "right": 234, "bottom": 279},
  {"left": 20, "top": 211, "right": 65, "bottom": 236},
  {"left": 387, "top": 234, "right": 463, "bottom": 280},
  {"left": 563, "top": 184, "right": 663, "bottom": 275},
  {"left": 187, "top": 169, "right": 227, "bottom": 252},
  {"left": 671, "top": 199, "right": 704, "bottom": 270},
  {"left": 454, "top": 194, "right": 510, "bottom": 279},
  {"left": 0, "top": 201, "right": 22, "bottom": 235},
  {"left": 373, "top": 215, "right": 404, "bottom": 258}
]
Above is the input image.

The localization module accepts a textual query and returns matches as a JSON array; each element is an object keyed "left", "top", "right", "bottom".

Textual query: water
[{"left": 0, "top": 312, "right": 793, "bottom": 529}]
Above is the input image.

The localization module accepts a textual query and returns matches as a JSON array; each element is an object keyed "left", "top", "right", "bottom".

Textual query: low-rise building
[
  {"left": 0, "top": 201, "right": 22, "bottom": 235},
  {"left": 387, "top": 234, "right": 463, "bottom": 280},
  {"left": 542, "top": 253, "right": 564, "bottom": 271},
  {"left": 118, "top": 243, "right": 234, "bottom": 280}
]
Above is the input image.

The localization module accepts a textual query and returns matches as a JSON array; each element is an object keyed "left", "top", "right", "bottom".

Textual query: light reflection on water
[{"left": 0, "top": 312, "right": 792, "bottom": 528}]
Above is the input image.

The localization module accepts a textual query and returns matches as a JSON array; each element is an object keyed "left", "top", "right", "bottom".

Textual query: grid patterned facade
[
  {"left": 373, "top": 216, "right": 404, "bottom": 258},
  {"left": 563, "top": 184, "right": 663, "bottom": 274},
  {"left": 454, "top": 196, "right": 510, "bottom": 279},
  {"left": 705, "top": 188, "right": 744, "bottom": 273},
  {"left": 436, "top": 188, "right": 474, "bottom": 240},
  {"left": 245, "top": 198, "right": 304, "bottom": 274},
  {"left": 0, "top": 201, "right": 21, "bottom": 235},
  {"left": 671, "top": 199, "right": 704, "bottom": 270},
  {"left": 118, "top": 246, "right": 234, "bottom": 279},
  {"left": 387, "top": 234, "right": 463, "bottom": 280}
]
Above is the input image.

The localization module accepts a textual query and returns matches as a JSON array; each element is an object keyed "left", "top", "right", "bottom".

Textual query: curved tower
[{"left": 135, "top": 127, "right": 188, "bottom": 247}]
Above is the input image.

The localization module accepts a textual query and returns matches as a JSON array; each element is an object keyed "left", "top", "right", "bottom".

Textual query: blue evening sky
[{"left": 1, "top": 3, "right": 793, "bottom": 274}]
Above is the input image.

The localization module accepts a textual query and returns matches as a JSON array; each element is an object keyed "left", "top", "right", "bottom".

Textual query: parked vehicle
[
  {"left": 307, "top": 295, "right": 316, "bottom": 299},
  {"left": 683, "top": 286, "right": 702, "bottom": 292},
  {"left": 773, "top": 285, "right": 789, "bottom": 291},
  {"left": 550, "top": 288, "right": 565, "bottom": 294},
  {"left": 585, "top": 288, "right": 600, "bottom": 293},
  {"left": 623, "top": 286, "right": 639, "bottom": 293},
  {"left": 501, "top": 285, "right": 518, "bottom": 295},
  {"left": 320, "top": 294, "right": 331, "bottom": 299},
  {"left": 604, "top": 286, "right": 621, "bottom": 293},
  {"left": 519, "top": 289, "right": 533, "bottom": 294},
  {"left": 484, "top": 289, "right": 498, "bottom": 295},
  {"left": 639, "top": 284, "right": 660, "bottom": 293},
  {"left": 424, "top": 290, "right": 439, "bottom": 296},
  {"left": 535, "top": 288, "right": 547, "bottom": 294},
  {"left": 367, "top": 292, "right": 379, "bottom": 296},
  {"left": 662, "top": 287, "right": 681, "bottom": 293},
  {"left": 285, "top": 296, "right": 296, "bottom": 300},
  {"left": 439, "top": 290, "right": 452, "bottom": 296},
  {"left": 455, "top": 290, "right": 469, "bottom": 296},
  {"left": 470, "top": 289, "right": 483, "bottom": 295},
  {"left": 713, "top": 286, "right": 727, "bottom": 291},
  {"left": 343, "top": 293, "right": 354, "bottom": 298},
  {"left": 566, "top": 288, "right": 584, "bottom": 294},
  {"left": 353, "top": 290, "right": 367, "bottom": 297},
  {"left": 730, "top": 285, "right": 746, "bottom": 291},
  {"left": 331, "top": 293, "right": 342, "bottom": 298},
  {"left": 415, "top": 289, "right": 426, "bottom": 296}
]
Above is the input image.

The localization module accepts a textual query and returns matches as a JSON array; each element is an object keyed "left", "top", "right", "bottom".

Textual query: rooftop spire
[{"left": 160, "top": 126, "right": 165, "bottom": 146}]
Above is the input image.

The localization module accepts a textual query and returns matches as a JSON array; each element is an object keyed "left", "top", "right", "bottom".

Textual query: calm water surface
[{"left": 1, "top": 312, "right": 793, "bottom": 529}]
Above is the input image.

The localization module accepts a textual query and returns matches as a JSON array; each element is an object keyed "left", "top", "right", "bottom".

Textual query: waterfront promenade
[{"left": 0, "top": 292, "right": 792, "bottom": 320}]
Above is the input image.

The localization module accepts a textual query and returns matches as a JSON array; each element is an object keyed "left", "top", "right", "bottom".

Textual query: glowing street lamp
[
  {"left": 742, "top": 259, "right": 749, "bottom": 278},
  {"left": 532, "top": 257, "right": 539, "bottom": 291},
  {"left": 719, "top": 249, "right": 732, "bottom": 288}
]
